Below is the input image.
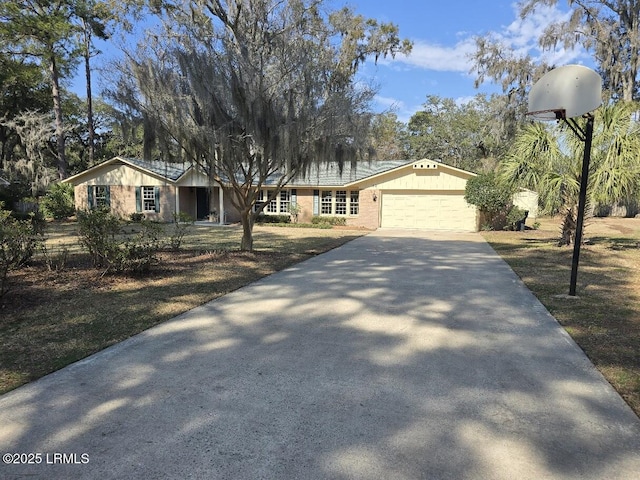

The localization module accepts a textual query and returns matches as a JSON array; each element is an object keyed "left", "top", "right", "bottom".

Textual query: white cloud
[
  {"left": 387, "top": 38, "right": 477, "bottom": 72},
  {"left": 380, "top": 3, "right": 585, "bottom": 74},
  {"left": 504, "top": 4, "right": 570, "bottom": 48},
  {"left": 454, "top": 95, "right": 477, "bottom": 106},
  {"left": 488, "top": 3, "right": 586, "bottom": 64}
]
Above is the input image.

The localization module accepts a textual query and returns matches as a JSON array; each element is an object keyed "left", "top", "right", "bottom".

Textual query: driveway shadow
[{"left": 1, "top": 230, "right": 639, "bottom": 479}]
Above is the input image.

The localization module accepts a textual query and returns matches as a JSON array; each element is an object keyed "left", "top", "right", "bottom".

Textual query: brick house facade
[{"left": 63, "top": 157, "right": 482, "bottom": 231}]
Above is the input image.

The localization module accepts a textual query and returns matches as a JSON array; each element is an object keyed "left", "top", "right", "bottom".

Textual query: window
[
  {"left": 142, "top": 186, "right": 156, "bottom": 212},
  {"left": 321, "top": 190, "right": 333, "bottom": 214},
  {"left": 254, "top": 190, "right": 266, "bottom": 213},
  {"left": 315, "top": 189, "right": 359, "bottom": 216},
  {"left": 88, "top": 185, "right": 110, "bottom": 209},
  {"left": 136, "top": 186, "right": 159, "bottom": 213},
  {"left": 335, "top": 190, "right": 347, "bottom": 215},
  {"left": 279, "top": 190, "right": 290, "bottom": 213},
  {"left": 350, "top": 191, "right": 359, "bottom": 215},
  {"left": 254, "top": 189, "right": 296, "bottom": 214},
  {"left": 95, "top": 186, "right": 109, "bottom": 208},
  {"left": 266, "top": 191, "right": 278, "bottom": 213}
]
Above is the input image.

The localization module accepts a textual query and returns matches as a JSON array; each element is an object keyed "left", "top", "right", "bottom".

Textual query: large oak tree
[
  {"left": 407, "top": 94, "right": 510, "bottom": 172},
  {"left": 123, "top": 0, "right": 411, "bottom": 251}
]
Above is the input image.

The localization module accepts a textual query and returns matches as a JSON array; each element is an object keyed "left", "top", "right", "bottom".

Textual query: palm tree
[
  {"left": 500, "top": 101, "right": 640, "bottom": 244},
  {"left": 588, "top": 102, "right": 640, "bottom": 209}
]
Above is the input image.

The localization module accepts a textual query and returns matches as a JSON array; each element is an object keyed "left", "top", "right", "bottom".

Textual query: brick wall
[
  {"left": 295, "top": 189, "right": 315, "bottom": 223},
  {"left": 346, "top": 189, "right": 379, "bottom": 229},
  {"left": 291, "top": 188, "right": 379, "bottom": 229},
  {"left": 74, "top": 184, "right": 176, "bottom": 222}
]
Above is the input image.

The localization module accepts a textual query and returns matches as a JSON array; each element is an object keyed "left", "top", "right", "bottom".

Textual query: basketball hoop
[
  {"left": 526, "top": 65, "right": 602, "bottom": 296},
  {"left": 525, "top": 109, "right": 567, "bottom": 121},
  {"left": 527, "top": 64, "right": 602, "bottom": 120}
]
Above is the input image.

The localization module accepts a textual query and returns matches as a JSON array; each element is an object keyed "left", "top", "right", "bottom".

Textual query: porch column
[
  {"left": 175, "top": 186, "right": 180, "bottom": 217},
  {"left": 219, "top": 186, "right": 224, "bottom": 225}
]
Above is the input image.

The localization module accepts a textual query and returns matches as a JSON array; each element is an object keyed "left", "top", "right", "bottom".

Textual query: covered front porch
[{"left": 175, "top": 186, "right": 229, "bottom": 223}]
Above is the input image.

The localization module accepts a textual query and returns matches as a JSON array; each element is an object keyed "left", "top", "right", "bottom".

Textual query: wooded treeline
[{"left": 1, "top": 0, "right": 639, "bottom": 229}]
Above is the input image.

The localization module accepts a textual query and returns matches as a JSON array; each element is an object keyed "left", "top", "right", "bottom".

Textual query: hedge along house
[{"left": 63, "top": 156, "right": 483, "bottom": 231}]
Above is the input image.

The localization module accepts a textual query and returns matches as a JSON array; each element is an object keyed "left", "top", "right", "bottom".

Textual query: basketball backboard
[{"left": 527, "top": 65, "right": 602, "bottom": 120}]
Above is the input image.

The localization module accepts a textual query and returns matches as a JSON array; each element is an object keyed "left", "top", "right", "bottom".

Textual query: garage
[{"left": 380, "top": 190, "right": 477, "bottom": 231}]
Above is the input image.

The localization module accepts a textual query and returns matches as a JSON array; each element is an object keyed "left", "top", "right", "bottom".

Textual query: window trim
[
  {"left": 142, "top": 186, "right": 156, "bottom": 212},
  {"left": 88, "top": 185, "right": 110, "bottom": 209},
  {"left": 136, "top": 186, "right": 160, "bottom": 213},
  {"left": 315, "top": 189, "right": 359, "bottom": 217},
  {"left": 254, "top": 188, "right": 296, "bottom": 214}
]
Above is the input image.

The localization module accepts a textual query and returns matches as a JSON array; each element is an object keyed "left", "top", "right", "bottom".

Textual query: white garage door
[{"left": 381, "top": 192, "right": 477, "bottom": 231}]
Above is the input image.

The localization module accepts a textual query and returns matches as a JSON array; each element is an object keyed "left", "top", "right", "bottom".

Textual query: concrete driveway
[{"left": 1, "top": 230, "right": 640, "bottom": 479}]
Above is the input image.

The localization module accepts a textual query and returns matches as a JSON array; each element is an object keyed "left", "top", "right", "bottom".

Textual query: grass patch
[
  {"left": 0, "top": 223, "right": 366, "bottom": 394},
  {"left": 482, "top": 216, "right": 640, "bottom": 417}
]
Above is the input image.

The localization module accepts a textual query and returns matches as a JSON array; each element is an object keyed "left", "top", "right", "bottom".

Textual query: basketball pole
[{"left": 569, "top": 113, "right": 594, "bottom": 296}]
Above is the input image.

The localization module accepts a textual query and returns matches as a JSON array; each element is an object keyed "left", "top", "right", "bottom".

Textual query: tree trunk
[
  {"left": 49, "top": 52, "right": 67, "bottom": 180},
  {"left": 240, "top": 209, "right": 254, "bottom": 252},
  {"left": 84, "top": 21, "right": 95, "bottom": 166},
  {"left": 559, "top": 207, "right": 576, "bottom": 246}
]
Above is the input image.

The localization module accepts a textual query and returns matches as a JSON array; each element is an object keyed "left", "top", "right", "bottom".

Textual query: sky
[
  {"left": 79, "top": 0, "right": 592, "bottom": 123},
  {"left": 351, "top": 0, "right": 590, "bottom": 121}
]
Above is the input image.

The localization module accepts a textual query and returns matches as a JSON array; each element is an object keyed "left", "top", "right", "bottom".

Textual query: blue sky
[
  {"left": 351, "top": 0, "right": 590, "bottom": 121},
  {"left": 80, "top": 1, "right": 590, "bottom": 123}
]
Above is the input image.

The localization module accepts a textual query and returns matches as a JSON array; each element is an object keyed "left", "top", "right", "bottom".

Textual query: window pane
[
  {"left": 253, "top": 190, "right": 265, "bottom": 213},
  {"left": 321, "top": 190, "right": 332, "bottom": 214},
  {"left": 95, "top": 186, "right": 108, "bottom": 207},
  {"left": 335, "top": 190, "right": 347, "bottom": 215},
  {"left": 350, "top": 191, "right": 359, "bottom": 215},
  {"left": 279, "top": 190, "right": 290, "bottom": 213},
  {"left": 142, "top": 186, "right": 156, "bottom": 212},
  {"left": 266, "top": 191, "right": 277, "bottom": 213}
]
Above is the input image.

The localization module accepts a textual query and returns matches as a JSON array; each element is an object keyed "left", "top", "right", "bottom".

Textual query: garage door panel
[{"left": 381, "top": 192, "right": 476, "bottom": 231}]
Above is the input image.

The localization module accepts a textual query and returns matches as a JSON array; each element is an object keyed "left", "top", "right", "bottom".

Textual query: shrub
[
  {"left": 288, "top": 203, "right": 301, "bottom": 223},
  {"left": 40, "top": 183, "right": 75, "bottom": 220},
  {"left": 77, "top": 208, "right": 166, "bottom": 274},
  {"left": 505, "top": 206, "right": 527, "bottom": 231},
  {"left": 121, "top": 221, "right": 162, "bottom": 274},
  {"left": 465, "top": 173, "right": 514, "bottom": 230},
  {"left": 311, "top": 215, "right": 346, "bottom": 226},
  {"left": 169, "top": 212, "right": 194, "bottom": 251},
  {"left": 0, "top": 205, "right": 40, "bottom": 296},
  {"left": 76, "top": 208, "right": 122, "bottom": 269},
  {"left": 255, "top": 214, "right": 291, "bottom": 224},
  {"left": 40, "top": 242, "right": 69, "bottom": 272},
  {"left": 129, "top": 212, "right": 145, "bottom": 223}
]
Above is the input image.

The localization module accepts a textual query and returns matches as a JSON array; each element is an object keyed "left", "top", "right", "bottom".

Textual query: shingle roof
[
  {"left": 120, "top": 158, "right": 414, "bottom": 187},
  {"left": 287, "top": 160, "right": 413, "bottom": 187},
  {"left": 66, "top": 157, "right": 418, "bottom": 187},
  {"left": 120, "top": 158, "right": 188, "bottom": 182}
]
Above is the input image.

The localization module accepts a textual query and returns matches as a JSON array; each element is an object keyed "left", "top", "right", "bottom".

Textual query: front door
[{"left": 196, "top": 188, "right": 209, "bottom": 220}]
